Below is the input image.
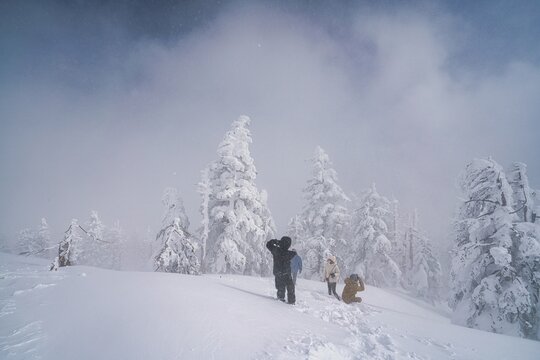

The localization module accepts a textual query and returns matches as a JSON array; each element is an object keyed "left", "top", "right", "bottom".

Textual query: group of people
[{"left": 266, "top": 236, "right": 365, "bottom": 305}]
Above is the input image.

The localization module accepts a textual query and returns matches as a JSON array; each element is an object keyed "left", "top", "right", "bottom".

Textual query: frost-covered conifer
[
  {"left": 204, "top": 116, "right": 274, "bottom": 275},
  {"left": 107, "top": 220, "right": 124, "bottom": 270},
  {"left": 508, "top": 162, "right": 536, "bottom": 223},
  {"left": 298, "top": 146, "right": 350, "bottom": 279},
  {"left": 161, "top": 187, "right": 190, "bottom": 230},
  {"left": 287, "top": 215, "right": 306, "bottom": 248},
  {"left": 37, "top": 218, "right": 53, "bottom": 258},
  {"left": 349, "top": 184, "right": 400, "bottom": 287},
  {"left": 450, "top": 158, "right": 534, "bottom": 338},
  {"left": 402, "top": 210, "right": 442, "bottom": 302},
  {"left": 197, "top": 168, "right": 211, "bottom": 271},
  {"left": 82, "top": 210, "right": 106, "bottom": 266},
  {"left": 253, "top": 189, "right": 277, "bottom": 276},
  {"left": 18, "top": 228, "right": 36, "bottom": 256},
  {"left": 154, "top": 218, "right": 200, "bottom": 274},
  {"left": 51, "top": 219, "right": 83, "bottom": 270},
  {"left": 507, "top": 162, "right": 540, "bottom": 339}
]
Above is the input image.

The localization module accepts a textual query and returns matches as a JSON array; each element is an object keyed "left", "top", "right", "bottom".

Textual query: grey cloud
[{"left": 1, "top": 1, "right": 538, "bottom": 253}]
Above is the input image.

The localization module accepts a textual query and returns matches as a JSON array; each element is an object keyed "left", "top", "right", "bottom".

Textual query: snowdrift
[{"left": 1, "top": 253, "right": 539, "bottom": 359}]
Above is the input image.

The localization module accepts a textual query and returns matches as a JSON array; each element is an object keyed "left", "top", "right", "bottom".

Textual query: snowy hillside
[{"left": 1, "top": 253, "right": 539, "bottom": 360}]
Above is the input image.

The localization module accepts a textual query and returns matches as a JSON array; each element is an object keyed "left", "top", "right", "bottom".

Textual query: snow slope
[{"left": 1, "top": 253, "right": 539, "bottom": 359}]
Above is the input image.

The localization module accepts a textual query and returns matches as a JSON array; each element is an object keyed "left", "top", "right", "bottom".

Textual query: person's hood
[
  {"left": 280, "top": 236, "right": 292, "bottom": 250},
  {"left": 327, "top": 255, "right": 336, "bottom": 263}
]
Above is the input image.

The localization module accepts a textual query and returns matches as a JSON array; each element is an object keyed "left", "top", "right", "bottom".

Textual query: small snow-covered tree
[
  {"left": 154, "top": 217, "right": 200, "bottom": 274},
  {"left": 401, "top": 210, "right": 442, "bottom": 302},
  {"left": 107, "top": 220, "right": 124, "bottom": 270},
  {"left": 298, "top": 146, "right": 350, "bottom": 279},
  {"left": 51, "top": 219, "right": 83, "bottom": 270},
  {"left": 204, "top": 116, "right": 274, "bottom": 275},
  {"left": 18, "top": 228, "right": 36, "bottom": 256},
  {"left": 36, "top": 218, "right": 53, "bottom": 258},
  {"left": 20, "top": 219, "right": 53, "bottom": 258},
  {"left": 349, "top": 184, "right": 401, "bottom": 287},
  {"left": 450, "top": 158, "right": 534, "bottom": 338},
  {"left": 82, "top": 210, "right": 106, "bottom": 266}
]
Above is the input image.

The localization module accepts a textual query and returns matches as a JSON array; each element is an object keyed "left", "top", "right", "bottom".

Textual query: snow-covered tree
[
  {"left": 401, "top": 210, "right": 442, "bottom": 302},
  {"left": 253, "top": 189, "right": 277, "bottom": 276},
  {"left": 50, "top": 219, "right": 83, "bottom": 270},
  {"left": 161, "top": 187, "right": 190, "bottom": 230},
  {"left": 450, "top": 158, "right": 534, "bottom": 338},
  {"left": 349, "top": 184, "right": 401, "bottom": 287},
  {"left": 36, "top": 218, "right": 53, "bottom": 258},
  {"left": 512, "top": 221, "right": 540, "bottom": 339},
  {"left": 18, "top": 228, "right": 36, "bottom": 256},
  {"left": 204, "top": 116, "right": 274, "bottom": 275},
  {"left": 197, "top": 168, "right": 211, "bottom": 271},
  {"left": 507, "top": 162, "right": 540, "bottom": 339},
  {"left": 287, "top": 215, "right": 306, "bottom": 248},
  {"left": 508, "top": 162, "right": 537, "bottom": 223},
  {"left": 107, "top": 220, "right": 124, "bottom": 270},
  {"left": 298, "top": 146, "right": 350, "bottom": 279},
  {"left": 154, "top": 217, "right": 200, "bottom": 274},
  {"left": 388, "top": 199, "right": 406, "bottom": 273},
  {"left": 82, "top": 210, "right": 106, "bottom": 266},
  {"left": 18, "top": 219, "right": 53, "bottom": 258}
]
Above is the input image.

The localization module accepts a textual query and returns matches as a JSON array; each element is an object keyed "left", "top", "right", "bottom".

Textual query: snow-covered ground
[{"left": 1, "top": 253, "right": 539, "bottom": 360}]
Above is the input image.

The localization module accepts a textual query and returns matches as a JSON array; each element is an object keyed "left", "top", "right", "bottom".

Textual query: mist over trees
[{"left": 5, "top": 116, "right": 539, "bottom": 340}]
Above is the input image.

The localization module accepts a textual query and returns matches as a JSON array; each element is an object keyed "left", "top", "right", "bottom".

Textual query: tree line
[{"left": 7, "top": 116, "right": 539, "bottom": 340}]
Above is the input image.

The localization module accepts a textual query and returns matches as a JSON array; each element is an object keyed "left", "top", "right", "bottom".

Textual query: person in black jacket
[{"left": 266, "top": 236, "right": 297, "bottom": 304}]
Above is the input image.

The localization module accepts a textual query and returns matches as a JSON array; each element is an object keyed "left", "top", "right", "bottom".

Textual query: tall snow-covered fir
[
  {"left": 297, "top": 146, "right": 350, "bottom": 280},
  {"left": 450, "top": 158, "right": 536, "bottom": 339},
  {"left": 349, "top": 184, "right": 401, "bottom": 287},
  {"left": 203, "top": 116, "right": 275, "bottom": 275}
]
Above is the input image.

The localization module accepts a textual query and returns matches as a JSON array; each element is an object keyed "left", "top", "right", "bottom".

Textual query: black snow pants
[{"left": 275, "top": 273, "right": 295, "bottom": 304}]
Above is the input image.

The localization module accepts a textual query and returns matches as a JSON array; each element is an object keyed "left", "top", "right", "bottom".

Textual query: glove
[{"left": 330, "top": 273, "right": 335, "bottom": 278}]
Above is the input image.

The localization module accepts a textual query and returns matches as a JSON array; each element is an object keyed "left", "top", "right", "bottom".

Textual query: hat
[{"left": 279, "top": 236, "right": 292, "bottom": 250}]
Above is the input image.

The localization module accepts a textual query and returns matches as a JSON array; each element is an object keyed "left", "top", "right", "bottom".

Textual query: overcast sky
[{"left": 1, "top": 0, "right": 539, "bottom": 248}]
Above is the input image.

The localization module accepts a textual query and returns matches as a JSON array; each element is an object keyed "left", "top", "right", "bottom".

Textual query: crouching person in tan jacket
[{"left": 342, "top": 274, "right": 365, "bottom": 304}]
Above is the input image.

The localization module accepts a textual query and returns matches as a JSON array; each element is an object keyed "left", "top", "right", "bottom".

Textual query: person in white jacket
[{"left": 324, "top": 255, "right": 341, "bottom": 301}]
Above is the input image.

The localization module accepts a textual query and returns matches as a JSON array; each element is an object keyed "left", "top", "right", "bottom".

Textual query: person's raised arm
[{"left": 357, "top": 279, "right": 365, "bottom": 292}]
